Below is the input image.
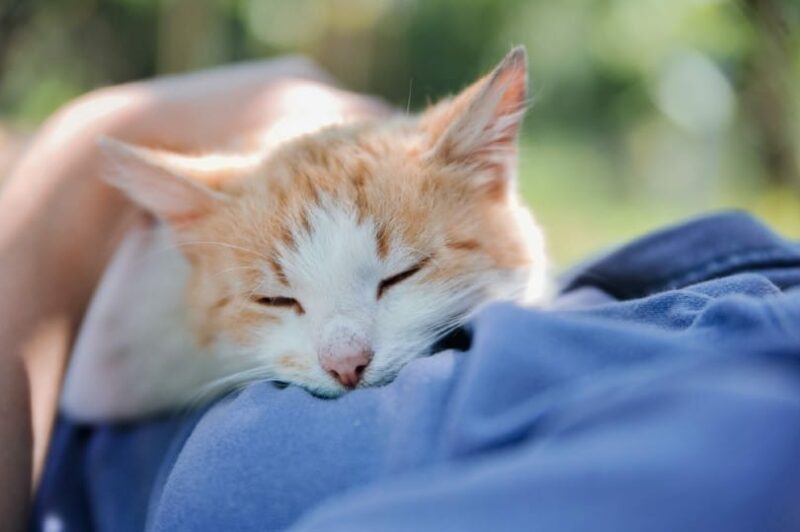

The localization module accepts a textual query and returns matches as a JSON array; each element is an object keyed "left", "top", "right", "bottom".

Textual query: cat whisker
[
  {"left": 174, "top": 241, "right": 271, "bottom": 261},
  {"left": 125, "top": 239, "right": 270, "bottom": 270},
  {"left": 394, "top": 244, "right": 442, "bottom": 269},
  {"left": 188, "top": 364, "right": 276, "bottom": 407},
  {"left": 233, "top": 276, "right": 268, "bottom": 314},
  {"left": 209, "top": 265, "right": 262, "bottom": 280}
]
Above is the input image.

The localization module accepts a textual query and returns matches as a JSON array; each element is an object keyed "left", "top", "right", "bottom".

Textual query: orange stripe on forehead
[
  {"left": 271, "top": 181, "right": 287, "bottom": 206},
  {"left": 297, "top": 208, "right": 312, "bottom": 236},
  {"left": 302, "top": 172, "right": 321, "bottom": 205},
  {"left": 375, "top": 223, "right": 390, "bottom": 259},
  {"left": 351, "top": 159, "right": 369, "bottom": 222},
  {"left": 276, "top": 224, "right": 296, "bottom": 251},
  {"left": 447, "top": 239, "right": 481, "bottom": 251},
  {"left": 269, "top": 255, "right": 288, "bottom": 285}
]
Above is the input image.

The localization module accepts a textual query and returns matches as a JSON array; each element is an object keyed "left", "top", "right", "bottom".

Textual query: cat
[{"left": 61, "top": 47, "right": 547, "bottom": 421}]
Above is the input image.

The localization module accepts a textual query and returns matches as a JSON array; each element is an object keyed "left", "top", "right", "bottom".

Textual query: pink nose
[{"left": 319, "top": 349, "right": 374, "bottom": 389}]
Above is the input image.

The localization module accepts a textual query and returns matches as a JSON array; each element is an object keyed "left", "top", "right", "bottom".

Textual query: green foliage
[{"left": 0, "top": 0, "right": 797, "bottom": 266}]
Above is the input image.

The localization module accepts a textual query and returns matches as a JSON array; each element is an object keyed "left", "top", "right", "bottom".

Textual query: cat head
[{"left": 100, "top": 47, "right": 546, "bottom": 398}]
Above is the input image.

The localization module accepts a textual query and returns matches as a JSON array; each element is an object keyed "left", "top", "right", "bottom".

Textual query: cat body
[{"left": 62, "top": 48, "right": 547, "bottom": 421}]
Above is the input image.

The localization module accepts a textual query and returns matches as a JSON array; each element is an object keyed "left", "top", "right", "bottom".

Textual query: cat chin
[
  {"left": 304, "top": 386, "right": 348, "bottom": 399},
  {"left": 301, "top": 379, "right": 390, "bottom": 399},
  {"left": 293, "top": 373, "right": 391, "bottom": 398},
  {"left": 274, "top": 366, "right": 405, "bottom": 399}
]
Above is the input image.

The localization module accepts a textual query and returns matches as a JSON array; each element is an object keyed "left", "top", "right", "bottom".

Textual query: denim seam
[
  {"left": 646, "top": 247, "right": 800, "bottom": 294},
  {"left": 572, "top": 246, "right": 800, "bottom": 300}
]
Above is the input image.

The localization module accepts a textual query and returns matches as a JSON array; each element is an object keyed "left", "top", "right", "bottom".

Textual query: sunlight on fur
[{"left": 260, "top": 83, "right": 352, "bottom": 147}]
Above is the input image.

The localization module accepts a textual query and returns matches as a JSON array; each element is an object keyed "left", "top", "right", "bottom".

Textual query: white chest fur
[{"left": 61, "top": 221, "right": 214, "bottom": 421}]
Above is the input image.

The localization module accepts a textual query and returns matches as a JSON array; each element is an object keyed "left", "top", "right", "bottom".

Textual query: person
[{"left": 0, "top": 57, "right": 384, "bottom": 531}]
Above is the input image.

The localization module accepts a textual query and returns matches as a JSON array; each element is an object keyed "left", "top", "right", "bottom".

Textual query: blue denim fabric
[{"left": 32, "top": 211, "right": 800, "bottom": 531}]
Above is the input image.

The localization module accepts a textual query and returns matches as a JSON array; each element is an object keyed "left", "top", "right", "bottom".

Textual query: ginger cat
[{"left": 62, "top": 47, "right": 546, "bottom": 421}]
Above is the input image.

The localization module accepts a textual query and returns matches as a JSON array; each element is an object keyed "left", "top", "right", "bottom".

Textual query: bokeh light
[{"left": 0, "top": 0, "right": 797, "bottom": 266}]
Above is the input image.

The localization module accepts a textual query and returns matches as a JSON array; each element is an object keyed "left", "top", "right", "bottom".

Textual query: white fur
[{"left": 62, "top": 223, "right": 211, "bottom": 420}]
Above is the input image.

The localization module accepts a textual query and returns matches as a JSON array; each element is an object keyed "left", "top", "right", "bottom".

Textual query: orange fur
[{"left": 175, "top": 115, "right": 535, "bottom": 344}]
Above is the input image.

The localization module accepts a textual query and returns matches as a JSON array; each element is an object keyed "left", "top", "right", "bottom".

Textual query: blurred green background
[{"left": 1, "top": 0, "right": 799, "bottom": 267}]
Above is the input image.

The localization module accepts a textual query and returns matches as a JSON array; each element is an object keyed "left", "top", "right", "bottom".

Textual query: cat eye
[
  {"left": 378, "top": 260, "right": 428, "bottom": 299},
  {"left": 253, "top": 296, "right": 305, "bottom": 314}
]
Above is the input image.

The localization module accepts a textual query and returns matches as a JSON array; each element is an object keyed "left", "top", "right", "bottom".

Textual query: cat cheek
[
  {"left": 275, "top": 354, "right": 311, "bottom": 373},
  {"left": 210, "top": 308, "right": 282, "bottom": 346}
]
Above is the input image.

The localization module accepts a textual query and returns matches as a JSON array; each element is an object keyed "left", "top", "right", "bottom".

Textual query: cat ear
[
  {"left": 422, "top": 46, "right": 528, "bottom": 173},
  {"left": 98, "top": 137, "right": 255, "bottom": 224}
]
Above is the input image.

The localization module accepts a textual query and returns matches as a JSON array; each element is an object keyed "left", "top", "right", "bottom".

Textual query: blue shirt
[{"left": 32, "top": 211, "right": 800, "bottom": 531}]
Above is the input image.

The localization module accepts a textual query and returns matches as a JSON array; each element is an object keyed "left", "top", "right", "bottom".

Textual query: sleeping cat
[{"left": 61, "top": 47, "right": 547, "bottom": 421}]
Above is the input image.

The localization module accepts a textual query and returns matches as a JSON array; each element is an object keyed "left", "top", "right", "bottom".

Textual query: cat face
[{"left": 100, "top": 47, "right": 546, "bottom": 398}]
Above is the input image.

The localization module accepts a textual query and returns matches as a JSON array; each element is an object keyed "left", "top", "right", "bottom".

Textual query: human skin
[{"left": 0, "top": 57, "right": 386, "bottom": 530}]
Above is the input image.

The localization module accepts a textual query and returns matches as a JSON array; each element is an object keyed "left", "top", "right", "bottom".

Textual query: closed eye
[
  {"left": 378, "top": 259, "right": 429, "bottom": 299},
  {"left": 253, "top": 296, "right": 305, "bottom": 314}
]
